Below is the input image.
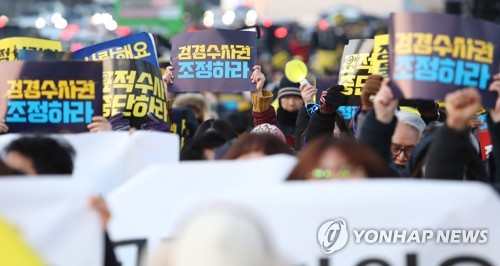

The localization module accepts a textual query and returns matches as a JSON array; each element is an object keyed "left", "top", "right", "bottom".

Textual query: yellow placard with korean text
[
  {"left": 0, "top": 37, "right": 62, "bottom": 61},
  {"left": 371, "top": 34, "right": 390, "bottom": 78}
]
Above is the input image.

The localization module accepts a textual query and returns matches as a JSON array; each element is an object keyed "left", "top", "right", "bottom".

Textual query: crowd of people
[
  {"left": 1, "top": 20, "right": 499, "bottom": 266},
  {"left": 1, "top": 64, "right": 499, "bottom": 265}
]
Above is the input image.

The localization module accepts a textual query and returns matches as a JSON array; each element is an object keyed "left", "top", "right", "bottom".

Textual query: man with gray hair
[
  {"left": 359, "top": 80, "right": 428, "bottom": 175},
  {"left": 391, "top": 111, "right": 427, "bottom": 167}
]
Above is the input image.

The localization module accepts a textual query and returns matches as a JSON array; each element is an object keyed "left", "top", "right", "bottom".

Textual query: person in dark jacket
[
  {"left": 424, "top": 88, "right": 487, "bottom": 180},
  {"left": 425, "top": 74, "right": 500, "bottom": 182},
  {"left": 293, "top": 82, "right": 317, "bottom": 151},
  {"left": 303, "top": 85, "right": 351, "bottom": 143},
  {"left": 352, "top": 75, "right": 446, "bottom": 138},
  {"left": 483, "top": 74, "right": 500, "bottom": 186},
  {"left": 359, "top": 77, "right": 438, "bottom": 176},
  {"left": 251, "top": 67, "right": 303, "bottom": 148},
  {"left": 358, "top": 81, "right": 404, "bottom": 176}
]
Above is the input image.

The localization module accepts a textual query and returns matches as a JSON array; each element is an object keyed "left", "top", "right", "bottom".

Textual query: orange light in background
[
  {"left": 262, "top": 18, "right": 272, "bottom": 28},
  {"left": 274, "top": 27, "right": 288, "bottom": 39},
  {"left": 318, "top": 19, "right": 329, "bottom": 30},
  {"left": 115, "top": 26, "right": 131, "bottom": 37},
  {"left": 70, "top": 43, "right": 83, "bottom": 52}
]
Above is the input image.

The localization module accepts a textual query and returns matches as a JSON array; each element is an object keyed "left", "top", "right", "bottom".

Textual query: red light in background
[
  {"left": 60, "top": 24, "right": 80, "bottom": 41},
  {"left": 66, "top": 24, "right": 80, "bottom": 34},
  {"left": 259, "top": 28, "right": 264, "bottom": 37},
  {"left": 60, "top": 30, "right": 73, "bottom": 41},
  {"left": 115, "top": 26, "right": 131, "bottom": 37},
  {"left": 0, "top": 16, "right": 7, "bottom": 29},
  {"left": 274, "top": 27, "right": 288, "bottom": 39},
  {"left": 262, "top": 18, "right": 272, "bottom": 28},
  {"left": 187, "top": 27, "right": 201, "bottom": 33},
  {"left": 318, "top": 19, "right": 329, "bottom": 30},
  {"left": 70, "top": 43, "right": 83, "bottom": 52}
]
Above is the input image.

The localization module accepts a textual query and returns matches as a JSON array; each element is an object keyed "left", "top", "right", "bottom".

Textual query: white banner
[
  {"left": 0, "top": 131, "right": 179, "bottom": 194},
  {"left": 0, "top": 178, "right": 103, "bottom": 266},
  {"left": 107, "top": 154, "right": 298, "bottom": 266},
  {"left": 108, "top": 165, "right": 500, "bottom": 266}
]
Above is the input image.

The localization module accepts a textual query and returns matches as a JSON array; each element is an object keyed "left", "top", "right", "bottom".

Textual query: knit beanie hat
[
  {"left": 250, "top": 123, "right": 286, "bottom": 143},
  {"left": 277, "top": 76, "right": 301, "bottom": 101}
]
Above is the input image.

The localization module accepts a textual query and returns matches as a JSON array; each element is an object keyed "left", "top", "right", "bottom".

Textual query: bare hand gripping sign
[
  {"left": 0, "top": 61, "right": 103, "bottom": 133},
  {"left": 389, "top": 12, "right": 500, "bottom": 108},
  {"left": 169, "top": 29, "right": 257, "bottom": 92}
]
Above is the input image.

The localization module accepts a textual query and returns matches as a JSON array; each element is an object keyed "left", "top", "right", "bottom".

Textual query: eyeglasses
[
  {"left": 307, "top": 167, "right": 358, "bottom": 180},
  {"left": 391, "top": 143, "right": 415, "bottom": 158}
]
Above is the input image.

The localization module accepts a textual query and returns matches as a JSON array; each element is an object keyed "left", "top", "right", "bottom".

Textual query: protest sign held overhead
[
  {"left": 389, "top": 12, "right": 500, "bottom": 107},
  {"left": 74, "top": 32, "right": 159, "bottom": 67},
  {"left": 0, "top": 61, "right": 103, "bottom": 133},
  {"left": 170, "top": 107, "right": 195, "bottom": 149},
  {"left": 371, "top": 34, "right": 390, "bottom": 78},
  {"left": 16, "top": 49, "right": 74, "bottom": 61},
  {"left": 338, "top": 39, "right": 374, "bottom": 106},
  {"left": 102, "top": 59, "right": 168, "bottom": 128},
  {"left": 0, "top": 37, "right": 63, "bottom": 61},
  {"left": 170, "top": 29, "right": 257, "bottom": 92}
]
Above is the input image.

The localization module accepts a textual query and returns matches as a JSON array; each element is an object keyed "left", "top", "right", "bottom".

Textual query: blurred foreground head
[
  {"left": 287, "top": 136, "right": 392, "bottom": 180},
  {"left": 147, "top": 206, "right": 286, "bottom": 266},
  {"left": 4, "top": 135, "right": 75, "bottom": 175},
  {"left": 173, "top": 93, "right": 213, "bottom": 124},
  {"left": 223, "top": 133, "right": 294, "bottom": 160}
]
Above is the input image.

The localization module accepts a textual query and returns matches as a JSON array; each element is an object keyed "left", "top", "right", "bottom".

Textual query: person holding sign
[
  {"left": 251, "top": 70, "right": 303, "bottom": 148},
  {"left": 425, "top": 74, "right": 500, "bottom": 182},
  {"left": 281, "top": 59, "right": 351, "bottom": 146},
  {"left": 2, "top": 135, "right": 120, "bottom": 266},
  {"left": 303, "top": 85, "right": 351, "bottom": 142},
  {"left": 252, "top": 61, "right": 328, "bottom": 148},
  {"left": 359, "top": 79, "right": 426, "bottom": 176}
]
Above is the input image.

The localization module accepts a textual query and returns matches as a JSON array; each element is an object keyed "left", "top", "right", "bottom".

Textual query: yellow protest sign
[
  {"left": 371, "top": 34, "right": 390, "bottom": 78},
  {"left": 0, "top": 218, "right": 44, "bottom": 265},
  {"left": 338, "top": 39, "right": 374, "bottom": 105},
  {"left": 0, "top": 37, "right": 62, "bottom": 61}
]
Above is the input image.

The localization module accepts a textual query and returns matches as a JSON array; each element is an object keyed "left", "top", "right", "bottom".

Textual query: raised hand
[
  {"left": 373, "top": 79, "right": 398, "bottom": 124},
  {"left": 445, "top": 88, "right": 482, "bottom": 131}
]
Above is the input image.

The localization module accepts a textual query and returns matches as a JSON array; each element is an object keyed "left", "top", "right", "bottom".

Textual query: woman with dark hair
[
  {"left": 223, "top": 134, "right": 294, "bottom": 160},
  {"left": 287, "top": 136, "right": 392, "bottom": 180},
  {"left": 193, "top": 119, "right": 239, "bottom": 141},
  {"left": 4, "top": 135, "right": 75, "bottom": 175}
]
